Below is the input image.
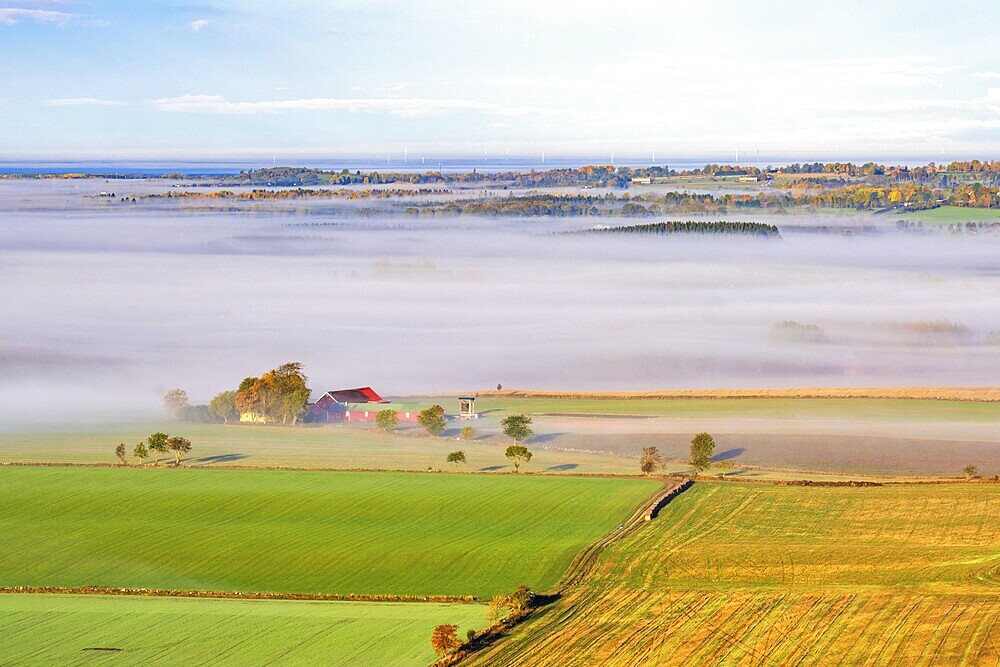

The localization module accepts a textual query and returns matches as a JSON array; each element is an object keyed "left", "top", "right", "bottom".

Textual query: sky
[{"left": 1, "top": 0, "right": 999, "bottom": 160}]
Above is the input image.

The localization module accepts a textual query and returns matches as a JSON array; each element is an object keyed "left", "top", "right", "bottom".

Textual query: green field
[
  {"left": 0, "top": 467, "right": 658, "bottom": 599},
  {"left": 900, "top": 205, "right": 1000, "bottom": 223},
  {"left": 471, "top": 482, "right": 1000, "bottom": 665},
  {"left": 416, "top": 396, "right": 1000, "bottom": 421},
  {"left": 0, "top": 594, "right": 485, "bottom": 666}
]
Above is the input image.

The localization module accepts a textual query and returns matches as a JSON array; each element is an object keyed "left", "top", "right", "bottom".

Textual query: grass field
[
  {"left": 0, "top": 594, "right": 485, "bottom": 666},
  {"left": 0, "top": 421, "right": 637, "bottom": 474},
  {"left": 0, "top": 467, "right": 658, "bottom": 599},
  {"left": 900, "top": 206, "right": 1000, "bottom": 223},
  {"left": 470, "top": 482, "right": 1000, "bottom": 665},
  {"left": 432, "top": 395, "right": 1000, "bottom": 420}
]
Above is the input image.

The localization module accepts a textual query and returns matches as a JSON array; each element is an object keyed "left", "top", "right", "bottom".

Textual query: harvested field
[
  {"left": 472, "top": 387, "right": 1000, "bottom": 402},
  {"left": 468, "top": 482, "right": 1000, "bottom": 666},
  {"left": 0, "top": 593, "right": 485, "bottom": 666},
  {"left": 0, "top": 467, "right": 657, "bottom": 599}
]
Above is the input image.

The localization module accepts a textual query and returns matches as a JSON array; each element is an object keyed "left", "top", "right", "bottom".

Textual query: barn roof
[{"left": 323, "top": 387, "right": 384, "bottom": 404}]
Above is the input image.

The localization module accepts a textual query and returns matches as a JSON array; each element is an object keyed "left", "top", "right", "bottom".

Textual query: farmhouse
[{"left": 307, "top": 387, "right": 428, "bottom": 423}]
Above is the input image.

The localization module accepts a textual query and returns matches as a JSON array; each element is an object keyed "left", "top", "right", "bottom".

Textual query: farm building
[{"left": 307, "top": 387, "right": 431, "bottom": 423}]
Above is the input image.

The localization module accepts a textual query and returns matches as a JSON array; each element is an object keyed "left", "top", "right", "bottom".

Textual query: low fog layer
[{"left": 1, "top": 179, "right": 999, "bottom": 425}]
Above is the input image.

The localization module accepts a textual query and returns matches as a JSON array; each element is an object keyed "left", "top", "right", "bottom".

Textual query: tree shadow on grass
[
  {"left": 194, "top": 454, "right": 250, "bottom": 464},
  {"left": 712, "top": 448, "right": 745, "bottom": 462},
  {"left": 546, "top": 463, "right": 579, "bottom": 471},
  {"left": 479, "top": 465, "right": 508, "bottom": 471}
]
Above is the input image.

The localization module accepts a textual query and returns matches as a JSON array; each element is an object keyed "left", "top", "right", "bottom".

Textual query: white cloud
[
  {"left": 973, "top": 71, "right": 1000, "bottom": 79},
  {"left": 0, "top": 8, "right": 73, "bottom": 25},
  {"left": 188, "top": 18, "right": 208, "bottom": 32},
  {"left": 44, "top": 97, "right": 123, "bottom": 107},
  {"left": 150, "top": 94, "right": 552, "bottom": 118}
]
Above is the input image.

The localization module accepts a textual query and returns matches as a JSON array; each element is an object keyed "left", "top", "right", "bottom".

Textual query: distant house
[{"left": 738, "top": 175, "right": 760, "bottom": 183}]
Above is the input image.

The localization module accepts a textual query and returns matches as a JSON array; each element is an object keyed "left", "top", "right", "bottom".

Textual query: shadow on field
[
  {"left": 528, "top": 432, "right": 568, "bottom": 444},
  {"left": 195, "top": 454, "right": 250, "bottom": 464},
  {"left": 546, "top": 463, "right": 579, "bottom": 471},
  {"left": 479, "top": 465, "right": 508, "bottom": 471},
  {"left": 713, "top": 448, "right": 745, "bottom": 462}
]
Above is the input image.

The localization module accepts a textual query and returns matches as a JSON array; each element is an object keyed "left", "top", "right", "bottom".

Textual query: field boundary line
[
  {"left": 440, "top": 478, "right": 694, "bottom": 665},
  {"left": 0, "top": 586, "right": 477, "bottom": 604}
]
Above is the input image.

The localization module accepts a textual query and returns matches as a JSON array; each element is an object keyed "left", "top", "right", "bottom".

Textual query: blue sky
[{"left": 2, "top": 0, "right": 999, "bottom": 159}]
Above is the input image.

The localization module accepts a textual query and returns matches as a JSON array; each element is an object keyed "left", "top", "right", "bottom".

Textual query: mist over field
[{"left": 1, "top": 179, "right": 999, "bottom": 425}]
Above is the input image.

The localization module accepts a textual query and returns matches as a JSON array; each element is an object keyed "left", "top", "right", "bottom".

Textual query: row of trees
[{"left": 114, "top": 432, "right": 192, "bottom": 467}]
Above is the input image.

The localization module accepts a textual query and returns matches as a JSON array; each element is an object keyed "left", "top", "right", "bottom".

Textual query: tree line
[{"left": 581, "top": 221, "right": 780, "bottom": 237}]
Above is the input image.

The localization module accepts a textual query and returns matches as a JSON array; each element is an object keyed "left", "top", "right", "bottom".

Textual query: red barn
[{"left": 307, "top": 387, "right": 430, "bottom": 424}]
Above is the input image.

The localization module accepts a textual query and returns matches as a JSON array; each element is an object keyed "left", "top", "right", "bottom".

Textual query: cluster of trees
[
  {"left": 229, "top": 362, "right": 311, "bottom": 425},
  {"left": 115, "top": 432, "right": 192, "bottom": 467},
  {"left": 638, "top": 433, "right": 731, "bottom": 476},
  {"left": 584, "top": 221, "right": 780, "bottom": 237},
  {"left": 431, "top": 585, "right": 536, "bottom": 658}
]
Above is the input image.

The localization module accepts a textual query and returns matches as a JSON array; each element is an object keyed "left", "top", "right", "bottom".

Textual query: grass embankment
[
  {"left": 470, "top": 483, "right": 1000, "bottom": 665},
  {"left": 0, "top": 467, "right": 658, "bottom": 599},
  {"left": 0, "top": 594, "right": 485, "bottom": 666}
]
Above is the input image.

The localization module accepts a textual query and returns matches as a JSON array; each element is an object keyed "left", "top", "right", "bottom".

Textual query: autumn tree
[
  {"left": 115, "top": 443, "right": 127, "bottom": 466},
  {"left": 147, "top": 432, "right": 169, "bottom": 466},
  {"left": 209, "top": 390, "right": 238, "bottom": 423},
  {"left": 690, "top": 432, "right": 715, "bottom": 474},
  {"left": 163, "top": 388, "right": 189, "bottom": 419},
  {"left": 235, "top": 363, "right": 311, "bottom": 425},
  {"left": 501, "top": 414, "right": 533, "bottom": 444},
  {"left": 447, "top": 450, "right": 467, "bottom": 468},
  {"left": 375, "top": 409, "right": 399, "bottom": 431},
  {"left": 133, "top": 441, "right": 149, "bottom": 466},
  {"left": 430, "top": 624, "right": 462, "bottom": 657},
  {"left": 505, "top": 445, "right": 532, "bottom": 473},
  {"left": 167, "top": 436, "right": 192, "bottom": 466},
  {"left": 640, "top": 446, "right": 663, "bottom": 475},
  {"left": 460, "top": 426, "right": 475, "bottom": 441},
  {"left": 418, "top": 404, "right": 446, "bottom": 436}
]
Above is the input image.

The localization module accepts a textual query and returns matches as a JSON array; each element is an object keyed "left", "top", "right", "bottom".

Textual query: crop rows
[{"left": 469, "top": 483, "right": 1000, "bottom": 665}]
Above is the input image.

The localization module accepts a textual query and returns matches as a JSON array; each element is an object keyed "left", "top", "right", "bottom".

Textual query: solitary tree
[
  {"left": 209, "top": 390, "right": 238, "bottom": 423},
  {"left": 505, "top": 445, "right": 532, "bottom": 473},
  {"left": 690, "top": 432, "right": 716, "bottom": 474},
  {"left": 133, "top": 441, "right": 149, "bottom": 466},
  {"left": 417, "top": 405, "right": 446, "bottom": 437},
  {"left": 501, "top": 414, "right": 533, "bottom": 444},
  {"left": 166, "top": 436, "right": 192, "bottom": 466},
  {"left": 447, "top": 450, "right": 467, "bottom": 468},
  {"left": 640, "top": 446, "right": 663, "bottom": 475},
  {"left": 717, "top": 458, "right": 736, "bottom": 476},
  {"left": 964, "top": 464, "right": 979, "bottom": 479},
  {"left": 115, "top": 443, "right": 128, "bottom": 466},
  {"left": 460, "top": 425, "right": 475, "bottom": 441},
  {"left": 375, "top": 409, "right": 399, "bottom": 432},
  {"left": 163, "top": 388, "right": 189, "bottom": 419},
  {"left": 430, "top": 624, "right": 462, "bottom": 657},
  {"left": 146, "top": 432, "right": 169, "bottom": 466}
]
